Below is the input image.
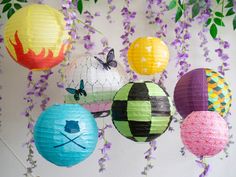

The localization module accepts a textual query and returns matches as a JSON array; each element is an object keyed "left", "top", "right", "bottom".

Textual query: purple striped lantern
[{"left": 174, "top": 68, "right": 232, "bottom": 118}]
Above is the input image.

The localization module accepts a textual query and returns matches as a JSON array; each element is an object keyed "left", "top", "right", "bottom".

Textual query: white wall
[{"left": 0, "top": 1, "right": 236, "bottom": 177}]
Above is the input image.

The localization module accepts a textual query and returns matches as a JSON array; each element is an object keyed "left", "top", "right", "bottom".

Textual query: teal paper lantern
[{"left": 34, "top": 104, "right": 98, "bottom": 167}]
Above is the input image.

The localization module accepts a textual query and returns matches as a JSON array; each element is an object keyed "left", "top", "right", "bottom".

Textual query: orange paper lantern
[{"left": 4, "top": 4, "right": 69, "bottom": 70}]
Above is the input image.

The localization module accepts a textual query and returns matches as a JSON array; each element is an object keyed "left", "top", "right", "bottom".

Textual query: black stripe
[
  {"left": 112, "top": 101, "right": 128, "bottom": 121},
  {"left": 150, "top": 96, "right": 171, "bottom": 116},
  {"left": 128, "top": 121, "right": 151, "bottom": 137},
  {"left": 128, "top": 83, "right": 149, "bottom": 100}
]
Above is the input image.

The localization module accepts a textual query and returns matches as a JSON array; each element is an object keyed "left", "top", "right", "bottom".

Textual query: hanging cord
[{"left": 195, "top": 157, "right": 210, "bottom": 177}]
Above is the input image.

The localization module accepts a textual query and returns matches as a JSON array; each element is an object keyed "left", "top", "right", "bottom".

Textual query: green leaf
[
  {"left": 182, "top": 3, "right": 187, "bottom": 10},
  {"left": 175, "top": 7, "right": 183, "bottom": 22},
  {"left": 2, "top": 3, "right": 11, "bottom": 13},
  {"left": 215, "top": 11, "right": 224, "bottom": 17},
  {"left": 216, "top": 0, "right": 221, "bottom": 4},
  {"left": 0, "top": 0, "right": 11, "bottom": 4},
  {"left": 77, "top": 0, "right": 83, "bottom": 14},
  {"left": 188, "top": 0, "right": 197, "bottom": 5},
  {"left": 178, "top": 0, "right": 184, "bottom": 10},
  {"left": 206, "top": 18, "right": 212, "bottom": 26},
  {"left": 168, "top": 0, "right": 176, "bottom": 10},
  {"left": 192, "top": 2, "right": 200, "bottom": 18},
  {"left": 210, "top": 23, "right": 218, "bottom": 38},
  {"left": 214, "top": 18, "right": 225, "bottom": 26},
  {"left": 16, "top": 0, "right": 27, "bottom": 2},
  {"left": 226, "top": 8, "right": 235, "bottom": 16},
  {"left": 14, "top": 3, "right": 21, "bottom": 10},
  {"left": 233, "top": 15, "right": 236, "bottom": 30},
  {"left": 7, "top": 7, "right": 15, "bottom": 19},
  {"left": 225, "top": 1, "right": 233, "bottom": 8}
]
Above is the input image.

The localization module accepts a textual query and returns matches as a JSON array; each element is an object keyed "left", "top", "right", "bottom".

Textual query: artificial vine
[
  {"left": 195, "top": 157, "right": 210, "bottom": 177},
  {"left": 0, "top": 0, "right": 27, "bottom": 19},
  {"left": 120, "top": 0, "right": 137, "bottom": 81},
  {"left": 82, "top": 10, "right": 99, "bottom": 52},
  {"left": 23, "top": 70, "right": 53, "bottom": 177},
  {"left": 98, "top": 123, "right": 112, "bottom": 172},
  {"left": 106, "top": 0, "right": 116, "bottom": 23},
  {"left": 73, "top": 0, "right": 98, "bottom": 14},
  {"left": 214, "top": 37, "right": 230, "bottom": 75},
  {"left": 168, "top": 0, "right": 236, "bottom": 38},
  {"left": 171, "top": 8, "right": 192, "bottom": 78}
]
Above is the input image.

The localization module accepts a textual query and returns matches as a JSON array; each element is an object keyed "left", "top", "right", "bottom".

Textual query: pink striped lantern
[{"left": 180, "top": 111, "right": 229, "bottom": 157}]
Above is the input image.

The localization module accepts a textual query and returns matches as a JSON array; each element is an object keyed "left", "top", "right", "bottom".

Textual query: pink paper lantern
[{"left": 181, "top": 111, "right": 229, "bottom": 157}]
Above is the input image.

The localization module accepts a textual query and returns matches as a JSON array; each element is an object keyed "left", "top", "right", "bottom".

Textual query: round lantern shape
[
  {"left": 64, "top": 54, "right": 127, "bottom": 118},
  {"left": 181, "top": 111, "right": 229, "bottom": 157},
  {"left": 174, "top": 68, "right": 232, "bottom": 118},
  {"left": 34, "top": 104, "right": 98, "bottom": 167},
  {"left": 127, "top": 37, "right": 169, "bottom": 75},
  {"left": 111, "top": 81, "right": 174, "bottom": 142},
  {"left": 4, "top": 4, "right": 69, "bottom": 70}
]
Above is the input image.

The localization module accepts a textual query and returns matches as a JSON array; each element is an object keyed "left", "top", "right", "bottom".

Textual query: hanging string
[{"left": 195, "top": 157, "right": 210, "bottom": 177}]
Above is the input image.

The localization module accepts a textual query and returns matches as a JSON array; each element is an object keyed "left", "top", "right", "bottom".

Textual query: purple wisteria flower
[
  {"left": 195, "top": 157, "right": 210, "bottom": 177},
  {"left": 106, "top": 0, "right": 116, "bottom": 23},
  {"left": 214, "top": 37, "right": 230, "bottom": 75},
  {"left": 98, "top": 124, "right": 112, "bottom": 172},
  {"left": 82, "top": 10, "right": 101, "bottom": 52},
  {"left": 120, "top": 0, "right": 138, "bottom": 81},
  {"left": 21, "top": 69, "right": 53, "bottom": 177},
  {"left": 141, "top": 140, "right": 157, "bottom": 175},
  {"left": 37, "top": 0, "right": 45, "bottom": 4},
  {"left": 58, "top": 0, "right": 80, "bottom": 89},
  {"left": 146, "top": 0, "right": 168, "bottom": 38},
  {"left": 171, "top": 9, "right": 192, "bottom": 78}
]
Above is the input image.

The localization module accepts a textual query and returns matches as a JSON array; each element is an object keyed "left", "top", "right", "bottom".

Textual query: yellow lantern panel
[{"left": 128, "top": 37, "right": 169, "bottom": 75}]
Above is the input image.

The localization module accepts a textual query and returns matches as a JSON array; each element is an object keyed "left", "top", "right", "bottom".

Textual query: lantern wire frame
[{"left": 64, "top": 53, "right": 128, "bottom": 118}]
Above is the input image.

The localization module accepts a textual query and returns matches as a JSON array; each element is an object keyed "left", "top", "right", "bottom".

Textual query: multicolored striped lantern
[
  {"left": 34, "top": 104, "right": 98, "bottom": 167},
  {"left": 4, "top": 4, "right": 69, "bottom": 70},
  {"left": 181, "top": 111, "right": 229, "bottom": 157},
  {"left": 64, "top": 54, "right": 127, "bottom": 118},
  {"left": 111, "top": 81, "right": 174, "bottom": 142},
  {"left": 127, "top": 37, "right": 169, "bottom": 75},
  {"left": 174, "top": 68, "right": 232, "bottom": 118}
]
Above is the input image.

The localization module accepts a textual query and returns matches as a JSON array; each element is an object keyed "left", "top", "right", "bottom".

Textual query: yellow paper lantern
[
  {"left": 127, "top": 37, "right": 169, "bottom": 75},
  {"left": 4, "top": 4, "right": 69, "bottom": 70}
]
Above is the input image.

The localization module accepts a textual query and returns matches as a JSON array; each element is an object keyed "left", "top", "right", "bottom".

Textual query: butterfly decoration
[
  {"left": 94, "top": 48, "right": 117, "bottom": 70},
  {"left": 66, "top": 80, "right": 87, "bottom": 101}
]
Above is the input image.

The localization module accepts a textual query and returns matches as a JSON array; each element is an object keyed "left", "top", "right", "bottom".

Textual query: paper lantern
[
  {"left": 174, "top": 68, "right": 232, "bottom": 118},
  {"left": 34, "top": 104, "right": 98, "bottom": 167},
  {"left": 127, "top": 37, "right": 169, "bottom": 75},
  {"left": 181, "top": 111, "right": 229, "bottom": 157},
  {"left": 4, "top": 4, "right": 69, "bottom": 70},
  {"left": 111, "top": 81, "right": 174, "bottom": 142},
  {"left": 64, "top": 54, "right": 127, "bottom": 118}
]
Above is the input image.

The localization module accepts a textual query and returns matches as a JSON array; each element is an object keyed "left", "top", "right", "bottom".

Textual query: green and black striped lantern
[{"left": 111, "top": 81, "right": 174, "bottom": 142}]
